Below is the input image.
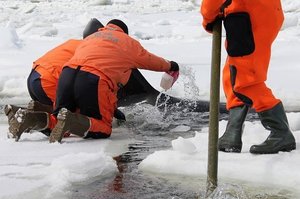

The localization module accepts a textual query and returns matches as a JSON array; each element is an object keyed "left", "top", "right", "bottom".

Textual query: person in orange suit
[
  {"left": 201, "top": 0, "right": 296, "bottom": 154},
  {"left": 4, "top": 18, "right": 104, "bottom": 140},
  {"left": 46, "top": 19, "right": 180, "bottom": 143},
  {"left": 9, "top": 19, "right": 179, "bottom": 143},
  {"left": 28, "top": 18, "right": 104, "bottom": 109}
]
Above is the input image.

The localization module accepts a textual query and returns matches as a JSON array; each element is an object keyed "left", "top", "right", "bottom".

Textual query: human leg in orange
[
  {"left": 218, "top": 1, "right": 295, "bottom": 153},
  {"left": 49, "top": 66, "right": 116, "bottom": 143}
]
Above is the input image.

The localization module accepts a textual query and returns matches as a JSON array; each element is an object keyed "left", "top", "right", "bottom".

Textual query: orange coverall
[
  {"left": 201, "top": 0, "right": 283, "bottom": 112},
  {"left": 31, "top": 39, "right": 81, "bottom": 104},
  {"left": 55, "top": 24, "right": 171, "bottom": 136}
]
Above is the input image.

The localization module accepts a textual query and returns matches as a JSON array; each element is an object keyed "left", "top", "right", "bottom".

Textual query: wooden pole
[{"left": 205, "top": 18, "right": 222, "bottom": 197}]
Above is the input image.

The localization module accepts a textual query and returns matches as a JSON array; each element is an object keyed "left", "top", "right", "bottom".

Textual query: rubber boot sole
[
  {"left": 49, "top": 108, "right": 69, "bottom": 143},
  {"left": 218, "top": 144, "right": 242, "bottom": 153},
  {"left": 4, "top": 105, "right": 20, "bottom": 138},
  {"left": 250, "top": 142, "right": 296, "bottom": 154}
]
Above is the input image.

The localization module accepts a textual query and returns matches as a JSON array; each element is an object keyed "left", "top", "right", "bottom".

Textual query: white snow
[{"left": 1, "top": 0, "right": 300, "bottom": 198}]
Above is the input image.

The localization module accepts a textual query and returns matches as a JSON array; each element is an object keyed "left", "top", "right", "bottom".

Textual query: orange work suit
[
  {"left": 58, "top": 24, "right": 171, "bottom": 136},
  {"left": 29, "top": 39, "right": 81, "bottom": 104},
  {"left": 201, "top": 0, "right": 283, "bottom": 112}
]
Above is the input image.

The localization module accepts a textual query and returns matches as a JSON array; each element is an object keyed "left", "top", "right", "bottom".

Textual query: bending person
[
  {"left": 4, "top": 18, "right": 104, "bottom": 140},
  {"left": 47, "top": 19, "right": 180, "bottom": 143}
]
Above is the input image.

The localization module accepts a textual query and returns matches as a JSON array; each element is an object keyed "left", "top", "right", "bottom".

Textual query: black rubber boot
[
  {"left": 49, "top": 108, "right": 90, "bottom": 143},
  {"left": 13, "top": 109, "right": 49, "bottom": 141},
  {"left": 250, "top": 102, "right": 296, "bottom": 154},
  {"left": 218, "top": 105, "right": 249, "bottom": 153},
  {"left": 27, "top": 100, "right": 53, "bottom": 113}
]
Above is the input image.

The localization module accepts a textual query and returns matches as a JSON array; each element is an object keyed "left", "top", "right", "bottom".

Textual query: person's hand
[
  {"left": 114, "top": 108, "right": 126, "bottom": 121},
  {"left": 205, "top": 17, "right": 221, "bottom": 32},
  {"left": 205, "top": 0, "right": 232, "bottom": 32},
  {"left": 169, "top": 61, "right": 179, "bottom": 71},
  {"left": 160, "top": 61, "right": 180, "bottom": 90},
  {"left": 168, "top": 61, "right": 179, "bottom": 84}
]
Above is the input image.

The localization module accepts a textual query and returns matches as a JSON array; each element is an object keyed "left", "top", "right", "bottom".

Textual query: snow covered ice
[{"left": 1, "top": 0, "right": 300, "bottom": 198}]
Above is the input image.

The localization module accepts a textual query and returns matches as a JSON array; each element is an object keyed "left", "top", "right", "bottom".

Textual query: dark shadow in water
[
  {"left": 70, "top": 106, "right": 295, "bottom": 199},
  {"left": 70, "top": 108, "right": 213, "bottom": 199},
  {"left": 70, "top": 135, "right": 201, "bottom": 199}
]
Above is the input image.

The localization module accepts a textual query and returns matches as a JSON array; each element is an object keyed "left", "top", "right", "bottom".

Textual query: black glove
[
  {"left": 114, "top": 108, "right": 126, "bottom": 121},
  {"left": 170, "top": 61, "right": 179, "bottom": 71},
  {"left": 205, "top": 17, "right": 221, "bottom": 32},
  {"left": 206, "top": 0, "right": 232, "bottom": 32}
]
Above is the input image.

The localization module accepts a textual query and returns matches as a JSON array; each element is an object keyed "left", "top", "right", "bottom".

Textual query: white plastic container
[{"left": 160, "top": 72, "right": 174, "bottom": 90}]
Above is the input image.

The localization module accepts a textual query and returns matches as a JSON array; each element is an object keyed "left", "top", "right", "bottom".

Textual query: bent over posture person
[
  {"left": 200, "top": 0, "right": 296, "bottom": 154},
  {"left": 4, "top": 18, "right": 104, "bottom": 141},
  {"left": 28, "top": 18, "right": 104, "bottom": 109},
  {"left": 48, "top": 19, "right": 180, "bottom": 143}
]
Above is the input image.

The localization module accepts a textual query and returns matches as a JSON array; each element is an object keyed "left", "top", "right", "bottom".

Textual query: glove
[
  {"left": 114, "top": 109, "right": 126, "bottom": 121},
  {"left": 168, "top": 61, "right": 179, "bottom": 84},
  {"left": 205, "top": 17, "right": 221, "bottom": 32},
  {"left": 160, "top": 61, "right": 180, "bottom": 90},
  {"left": 205, "top": 0, "right": 232, "bottom": 32},
  {"left": 170, "top": 61, "right": 179, "bottom": 71}
]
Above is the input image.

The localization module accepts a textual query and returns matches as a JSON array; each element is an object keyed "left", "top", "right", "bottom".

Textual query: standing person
[
  {"left": 48, "top": 19, "right": 180, "bottom": 143},
  {"left": 5, "top": 18, "right": 104, "bottom": 141},
  {"left": 200, "top": 0, "right": 296, "bottom": 154}
]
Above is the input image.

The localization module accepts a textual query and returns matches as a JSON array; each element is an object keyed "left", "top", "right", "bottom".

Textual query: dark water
[
  {"left": 69, "top": 105, "right": 297, "bottom": 199},
  {"left": 70, "top": 137, "right": 201, "bottom": 199},
  {"left": 71, "top": 106, "right": 231, "bottom": 199},
  {"left": 70, "top": 104, "right": 227, "bottom": 199}
]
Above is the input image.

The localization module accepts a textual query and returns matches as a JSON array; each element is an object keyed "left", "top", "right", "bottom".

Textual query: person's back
[
  {"left": 31, "top": 39, "right": 82, "bottom": 104},
  {"left": 34, "top": 39, "right": 82, "bottom": 81},
  {"left": 65, "top": 23, "right": 170, "bottom": 92}
]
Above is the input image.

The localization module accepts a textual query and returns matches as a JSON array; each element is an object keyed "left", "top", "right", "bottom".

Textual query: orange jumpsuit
[
  {"left": 57, "top": 24, "right": 171, "bottom": 136},
  {"left": 201, "top": 0, "right": 283, "bottom": 112},
  {"left": 30, "top": 39, "right": 81, "bottom": 104}
]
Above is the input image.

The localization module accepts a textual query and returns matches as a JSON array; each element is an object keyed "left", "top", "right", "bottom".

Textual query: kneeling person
[{"left": 49, "top": 19, "right": 180, "bottom": 143}]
